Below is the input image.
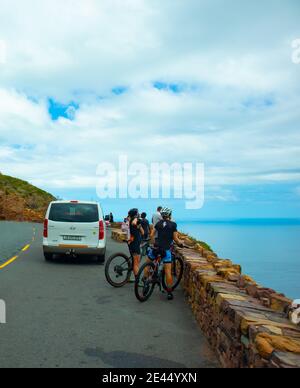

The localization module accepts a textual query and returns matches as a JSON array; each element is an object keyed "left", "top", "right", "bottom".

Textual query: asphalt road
[
  {"left": 0, "top": 224, "right": 219, "bottom": 368},
  {"left": 0, "top": 222, "right": 36, "bottom": 264}
]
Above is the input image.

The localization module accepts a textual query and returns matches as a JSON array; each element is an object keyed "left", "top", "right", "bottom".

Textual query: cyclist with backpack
[{"left": 140, "top": 212, "right": 150, "bottom": 241}]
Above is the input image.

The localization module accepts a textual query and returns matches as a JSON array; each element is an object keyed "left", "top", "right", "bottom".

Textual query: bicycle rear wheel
[
  {"left": 105, "top": 253, "right": 132, "bottom": 288},
  {"left": 162, "top": 256, "right": 184, "bottom": 291},
  {"left": 135, "top": 262, "right": 156, "bottom": 302}
]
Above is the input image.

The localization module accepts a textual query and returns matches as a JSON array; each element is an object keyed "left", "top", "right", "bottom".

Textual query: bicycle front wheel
[
  {"left": 135, "top": 262, "right": 156, "bottom": 302},
  {"left": 105, "top": 253, "right": 132, "bottom": 288},
  {"left": 162, "top": 256, "right": 184, "bottom": 291}
]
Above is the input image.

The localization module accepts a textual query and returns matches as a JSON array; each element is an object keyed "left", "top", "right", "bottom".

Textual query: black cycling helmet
[{"left": 128, "top": 208, "right": 139, "bottom": 218}]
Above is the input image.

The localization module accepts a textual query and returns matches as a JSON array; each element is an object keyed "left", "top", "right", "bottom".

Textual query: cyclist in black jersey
[{"left": 148, "top": 207, "right": 184, "bottom": 300}]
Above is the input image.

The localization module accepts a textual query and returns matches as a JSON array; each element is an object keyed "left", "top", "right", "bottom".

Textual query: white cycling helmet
[{"left": 160, "top": 207, "right": 172, "bottom": 218}]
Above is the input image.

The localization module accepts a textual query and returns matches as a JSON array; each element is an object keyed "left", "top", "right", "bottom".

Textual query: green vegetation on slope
[
  {"left": 0, "top": 173, "right": 55, "bottom": 208},
  {"left": 0, "top": 173, "right": 56, "bottom": 222},
  {"left": 185, "top": 235, "right": 213, "bottom": 252}
]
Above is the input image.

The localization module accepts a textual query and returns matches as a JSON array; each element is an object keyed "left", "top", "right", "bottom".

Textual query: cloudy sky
[{"left": 0, "top": 0, "right": 299, "bottom": 219}]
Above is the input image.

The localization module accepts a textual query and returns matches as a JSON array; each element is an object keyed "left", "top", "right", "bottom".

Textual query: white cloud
[{"left": 0, "top": 0, "right": 299, "bottom": 198}]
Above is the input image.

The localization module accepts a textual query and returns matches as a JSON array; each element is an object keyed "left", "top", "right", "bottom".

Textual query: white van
[{"left": 43, "top": 201, "right": 106, "bottom": 263}]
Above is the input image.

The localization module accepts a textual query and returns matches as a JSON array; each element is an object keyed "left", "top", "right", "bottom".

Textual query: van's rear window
[{"left": 49, "top": 203, "right": 99, "bottom": 223}]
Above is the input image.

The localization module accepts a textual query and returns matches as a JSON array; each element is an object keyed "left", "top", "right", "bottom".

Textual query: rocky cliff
[{"left": 0, "top": 173, "right": 55, "bottom": 223}]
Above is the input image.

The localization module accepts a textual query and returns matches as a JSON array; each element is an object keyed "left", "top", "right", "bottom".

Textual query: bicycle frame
[
  {"left": 146, "top": 254, "right": 164, "bottom": 288},
  {"left": 122, "top": 240, "right": 151, "bottom": 273}
]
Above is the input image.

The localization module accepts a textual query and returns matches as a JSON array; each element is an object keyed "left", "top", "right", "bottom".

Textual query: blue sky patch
[
  {"left": 112, "top": 86, "right": 128, "bottom": 96},
  {"left": 242, "top": 96, "right": 275, "bottom": 110},
  {"left": 153, "top": 81, "right": 185, "bottom": 93},
  {"left": 10, "top": 144, "right": 35, "bottom": 151},
  {"left": 48, "top": 98, "right": 79, "bottom": 121}
]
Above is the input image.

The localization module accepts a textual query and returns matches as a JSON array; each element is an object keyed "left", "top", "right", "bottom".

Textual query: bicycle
[
  {"left": 134, "top": 246, "right": 184, "bottom": 302},
  {"left": 105, "top": 239, "right": 150, "bottom": 288}
]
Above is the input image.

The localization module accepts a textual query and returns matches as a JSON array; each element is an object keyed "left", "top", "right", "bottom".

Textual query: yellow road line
[
  {"left": 0, "top": 224, "right": 38, "bottom": 270},
  {"left": 0, "top": 241, "right": 32, "bottom": 270},
  {"left": 22, "top": 244, "right": 31, "bottom": 252},
  {"left": 0, "top": 256, "right": 19, "bottom": 269}
]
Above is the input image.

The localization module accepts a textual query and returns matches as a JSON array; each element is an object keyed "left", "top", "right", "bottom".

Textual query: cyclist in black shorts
[
  {"left": 128, "top": 208, "right": 144, "bottom": 277},
  {"left": 148, "top": 207, "right": 184, "bottom": 300}
]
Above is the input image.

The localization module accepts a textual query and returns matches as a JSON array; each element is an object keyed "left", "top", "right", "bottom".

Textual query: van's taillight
[
  {"left": 99, "top": 220, "right": 104, "bottom": 240},
  {"left": 43, "top": 219, "right": 48, "bottom": 238}
]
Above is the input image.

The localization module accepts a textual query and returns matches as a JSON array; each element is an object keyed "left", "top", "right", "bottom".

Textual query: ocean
[{"left": 177, "top": 219, "right": 300, "bottom": 300}]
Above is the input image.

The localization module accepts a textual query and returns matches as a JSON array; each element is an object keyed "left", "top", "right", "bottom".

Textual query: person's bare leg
[
  {"left": 164, "top": 263, "right": 173, "bottom": 291},
  {"left": 133, "top": 254, "right": 140, "bottom": 277}
]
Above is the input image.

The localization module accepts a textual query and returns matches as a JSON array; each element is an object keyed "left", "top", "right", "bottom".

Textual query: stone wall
[
  {"left": 111, "top": 228, "right": 300, "bottom": 368},
  {"left": 111, "top": 228, "right": 127, "bottom": 242},
  {"left": 176, "top": 234, "right": 300, "bottom": 368}
]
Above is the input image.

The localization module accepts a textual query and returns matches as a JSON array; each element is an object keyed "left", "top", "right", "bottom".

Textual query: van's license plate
[{"left": 63, "top": 236, "right": 82, "bottom": 241}]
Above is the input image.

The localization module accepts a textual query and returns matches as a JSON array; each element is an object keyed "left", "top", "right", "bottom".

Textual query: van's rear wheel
[{"left": 44, "top": 253, "right": 53, "bottom": 261}]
